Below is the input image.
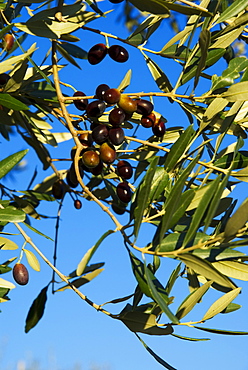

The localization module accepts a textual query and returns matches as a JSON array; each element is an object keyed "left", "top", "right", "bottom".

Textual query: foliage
[{"left": 0, "top": 0, "right": 248, "bottom": 369}]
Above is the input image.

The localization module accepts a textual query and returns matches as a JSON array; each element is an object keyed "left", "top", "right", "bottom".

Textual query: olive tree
[{"left": 1, "top": 0, "right": 248, "bottom": 369}]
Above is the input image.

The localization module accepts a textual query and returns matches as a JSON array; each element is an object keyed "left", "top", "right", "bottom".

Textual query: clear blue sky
[{"left": 0, "top": 1, "right": 248, "bottom": 369}]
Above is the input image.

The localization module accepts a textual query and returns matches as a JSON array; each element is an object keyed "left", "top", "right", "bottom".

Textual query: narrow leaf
[
  {"left": 216, "top": 0, "right": 248, "bottom": 24},
  {"left": 76, "top": 230, "right": 114, "bottom": 276},
  {"left": 0, "top": 149, "right": 28, "bottom": 179},
  {"left": 202, "top": 288, "right": 241, "bottom": 321},
  {"left": 143, "top": 257, "right": 179, "bottom": 323},
  {"left": 224, "top": 198, "right": 248, "bottom": 240},
  {"left": 183, "top": 175, "right": 221, "bottom": 247},
  {"left": 23, "top": 249, "right": 40, "bottom": 272},
  {"left": 0, "top": 237, "right": 18, "bottom": 250},
  {"left": 0, "top": 207, "right": 26, "bottom": 223},
  {"left": 178, "top": 254, "right": 237, "bottom": 290},
  {"left": 194, "top": 326, "right": 248, "bottom": 335},
  {"left": 25, "top": 286, "right": 48, "bottom": 333},
  {"left": 164, "top": 125, "right": 195, "bottom": 173},
  {"left": 133, "top": 156, "right": 159, "bottom": 237},
  {"left": 176, "top": 281, "right": 212, "bottom": 320},
  {"left": 0, "top": 278, "right": 15, "bottom": 289},
  {"left": 136, "top": 334, "right": 177, "bottom": 370},
  {"left": 0, "top": 94, "right": 29, "bottom": 111},
  {"left": 222, "top": 81, "right": 248, "bottom": 102}
]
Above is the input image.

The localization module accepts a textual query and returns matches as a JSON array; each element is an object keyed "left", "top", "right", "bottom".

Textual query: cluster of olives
[
  {"left": 52, "top": 82, "right": 166, "bottom": 213},
  {"left": 13, "top": 263, "right": 29, "bottom": 285},
  {"left": 87, "top": 43, "right": 129, "bottom": 65}
]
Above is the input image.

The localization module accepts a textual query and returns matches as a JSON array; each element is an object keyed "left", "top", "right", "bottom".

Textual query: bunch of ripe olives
[
  {"left": 87, "top": 44, "right": 129, "bottom": 65},
  {"left": 53, "top": 76, "right": 166, "bottom": 213}
]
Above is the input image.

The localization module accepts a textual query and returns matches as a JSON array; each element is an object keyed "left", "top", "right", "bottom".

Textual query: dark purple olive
[
  {"left": 152, "top": 120, "right": 166, "bottom": 137},
  {"left": 92, "top": 124, "right": 109, "bottom": 144},
  {"left": 73, "top": 91, "right": 88, "bottom": 111},
  {"left": 136, "top": 99, "right": 154, "bottom": 116},
  {"left": 111, "top": 203, "right": 126, "bottom": 214},
  {"left": 13, "top": 263, "right": 29, "bottom": 285},
  {"left": 116, "top": 182, "right": 132, "bottom": 203},
  {"left": 86, "top": 100, "right": 106, "bottom": 118},
  {"left": 104, "top": 88, "right": 121, "bottom": 104},
  {"left": 66, "top": 165, "right": 79, "bottom": 188},
  {"left": 74, "top": 199, "right": 82, "bottom": 210},
  {"left": 90, "top": 160, "right": 104, "bottom": 176},
  {"left": 117, "top": 160, "right": 133, "bottom": 179},
  {"left": 0, "top": 73, "right": 10, "bottom": 86},
  {"left": 108, "top": 45, "right": 129, "bottom": 63},
  {"left": 52, "top": 180, "right": 66, "bottom": 199},
  {"left": 109, "top": 127, "right": 125, "bottom": 146},
  {"left": 141, "top": 112, "right": 156, "bottom": 128},
  {"left": 78, "top": 133, "right": 93, "bottom": 148},
  {"left": 87, "top": 43, "right": 108, "bottom": 65},
  {"left": 95, "top": 84, "right": 110, "bottom": 100},
  {"left": 109, "top": 107, "right": 126, "bottom": 126}
]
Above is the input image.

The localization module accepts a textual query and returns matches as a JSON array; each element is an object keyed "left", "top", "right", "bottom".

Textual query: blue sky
[{"left": 1, "top": 1, "right": 248, "bottom": 369}]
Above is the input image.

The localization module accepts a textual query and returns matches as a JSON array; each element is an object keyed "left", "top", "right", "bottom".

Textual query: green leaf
[
  {"left": 142, "top": 53, "right": 173, "bottom": 94},
  {"left": 147, "top": 167, "right": 170, "bottom": 205},
  {"left": 183, "top": 175, "right": 221, "bottom": 247},
  {"left": 120, "top": 311, "right": 173, "bottom": 335},
  {"left": 117, "top": 69, "right": 132, "bottom": 92},
  {"left": 165, "top": 263, "right": 181, "bottom": 295},
  {"left": 129, "top": 251, "right": 170, "bottom": 303},
  {"left": 194, "top": 326, "right": 248, "bottom": 335},
  {"left": 216, "top": 0, "right": 248, "bottom": 24},
  {"left": 210, "top": 25, "right": 246, "bottom": 49},
  {"left": 19, "top": 191, "right": 55, "bottom": 202},
  {"left": 76, "top": 230, "right": 113, "bottom": 276},
  {"left": 178, "top": 254, "right": 237, "bottom": 290},
  {"left": 143, "top": 257, "right": 179, "bottom": 323},
  {"left": 59, "top": 42, "right": 87, "bottom": 59},
  {"left": 168, "top": 189, "right": 195, "bottom": 230},
  {"left": 222, "top": 81, "right": 248, "bottom": 102},
  {"left": 56, "top": 44, "right": 81, "bottom": 69},
  {"left": 25, "top": 286, "right": 48, "bottom": 333},
  {"left": 15, "top": 20, "right": 79, "bottom": 39},
  {"left": 210, "top": 57, "right": 248, "bottom": 92},
  {"left": 0, "top": 94, "right": 28, "bottom": 111},
  {"left": 164, "top": 125, "right": 195, "bottom": 173},
  {"left": 154, "top": 155, "right": 199, "bottom": 245},
  {"left": 224, "top": 197, "right": 248, "bottom": 240},
  {"left": 176, "top": 281, "right": 212, "bottom": 319},
  {"left": 214, "top": 151, "right": 248, "bottom": 170},
  {"left": 23, "top": 249, "right": 40, "bottom": 272},
  {"left": 221, "top": 302, "right": 241, "bottom": 314},
  {"left": 135, "top": 334, "right": 177, "bottom": 370},
  {"left": 56, "top": 269, "right": 104, "bottom": 292},
  {"left": 23, "top": 222, "right": 53, "bottom": 241},
  {"left": 0, "top": 278, "right": 15, "bottom": 289},
  {"left": 133, "top": 156, "right": 159, "bottom": 237},
  {"left": 181, "top": 48, "right": 225, "bottom": 85},
  {"left": 128, "top": 0, "right": 170, "bottom": 16},
  {"left": 0, "top": 207, "right": 26, "bottom": 223},
  {"left": 212, "top": 261, "right": 248, "bottom": 281},
  {"left": 202, "top": 287, "right": 241, "bottom": 321},
  {"left": 4, "top": 60, "right": 28, "bottom": 93},
  {"left": 0, "top": 237, "right": 18, "bottom": 250},
  {"left": 171, "top": 333, "right": 209, "bottom": 341},
  {"left": 194, "top": 29, "right": 211, "bottom": 89}
]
